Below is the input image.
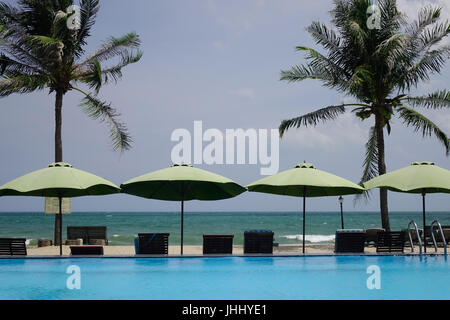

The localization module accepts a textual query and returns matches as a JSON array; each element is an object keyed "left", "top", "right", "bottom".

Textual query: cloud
[
  {"left": 229, "top": 88, "right": 256, "bottom": 99},
  {"left": 212, "top": 41, "right": 226, "bottom": 50}
]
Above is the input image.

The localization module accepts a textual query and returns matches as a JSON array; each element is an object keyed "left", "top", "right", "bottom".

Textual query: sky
[{"left": 0, "top": 0, "right": 449, "bottom": 214}]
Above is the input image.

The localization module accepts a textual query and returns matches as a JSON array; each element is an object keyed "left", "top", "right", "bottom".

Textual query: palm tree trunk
[
  {"left": 375, "top": 113, "right": 390, "bottom": 231},
  {"left": 54, "top": 89, "right": 63, "bottom": 245}
]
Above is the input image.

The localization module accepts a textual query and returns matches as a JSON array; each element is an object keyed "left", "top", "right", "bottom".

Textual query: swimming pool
[{"left": 0, "top": 255, "right": 448, "bottom": 300}]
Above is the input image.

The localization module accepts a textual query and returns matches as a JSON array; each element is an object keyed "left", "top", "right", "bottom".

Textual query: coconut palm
[
  {"left": 0, "top": 0, "right": 142, "bottom": 243},
  {"left": 279, "top": 0, "right": 450, "bottom": 231}
]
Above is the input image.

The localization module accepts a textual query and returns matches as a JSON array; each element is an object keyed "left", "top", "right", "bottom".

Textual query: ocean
[{"left": 0, "top": 211, "right": 448, "bottom": 246}]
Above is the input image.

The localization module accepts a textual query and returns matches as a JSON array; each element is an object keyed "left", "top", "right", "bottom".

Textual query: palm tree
[
  {"left": 0, "top": 0, "right": 142, "bottom": 244},
  {"left": 279, "top": 0, "right": 450, "bottom": 231}
]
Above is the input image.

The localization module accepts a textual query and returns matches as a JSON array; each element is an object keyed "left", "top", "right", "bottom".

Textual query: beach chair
[
  {"left": 376, "top": 231, "right": 405, "bottom": 253},
  {"left": 334, "top": 229, "right": 365, "bottom": 253},
  {"left": 70, "top": 245, "right": 104, "bottom": 255},
  {"left": 135, "top": 233, "right": 170, "bottom": 254},
  {"left": 402, "top": 228, "right": 423, "bottom": 247},
  {"left": 67, "top": 226, "right": 108, "bottom": 245},
  {"left": 244, "top": 230, "right": 274, "bottom": 254},
  {"left": 364, "top": 228, "right": 385, "bottom": 245},
  {"left": 0, "top": 238, "right": 27, "bottom": 256},
  {"left": 203, "top": 234, "right": 234, "bottom": 254}
]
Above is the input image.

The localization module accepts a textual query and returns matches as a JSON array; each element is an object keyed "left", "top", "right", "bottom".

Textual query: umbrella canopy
[
  {"left": 0, "top": 162, "right": 120, "bottom": 255},
  {"left": 247, "top": 163, "right": 365, "bottom": 253},
  {"left": 121, "top": 164, "right": 246, "bottom": 254},
  {"left": 364, "top": 161, "right": 450, "bottom": 252}
]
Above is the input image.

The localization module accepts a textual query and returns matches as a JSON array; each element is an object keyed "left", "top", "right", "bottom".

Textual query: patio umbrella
[
  {"left": 247, "top": 162, "right": 365, "bottom": 253},
  {"left": 120, "top": 164, "right": 246, "bottom": 254},
  {"left": 0, "top": 162, "right": 120, "bottom": 255},
  {"left": 364, "top": 161, "right": 450, "bottom": 252}
]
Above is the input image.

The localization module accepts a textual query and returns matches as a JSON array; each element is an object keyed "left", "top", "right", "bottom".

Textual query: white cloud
[
  {"left": 229, "top": 88, "right": 256, "bottom": 99},
  {"left": 212, "top": 41, "right": 226, "bottom": 50}
]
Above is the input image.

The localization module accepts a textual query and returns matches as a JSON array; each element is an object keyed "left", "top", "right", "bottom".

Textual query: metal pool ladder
[
  {"left": 407, "top": 220, "right": 422, "bottom": 257},
  {"left": 430, "top": 220, "right": 447, "bottom": 257}
]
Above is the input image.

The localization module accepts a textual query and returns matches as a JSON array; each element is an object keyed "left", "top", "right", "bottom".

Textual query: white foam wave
[{"left": 281, "top": 234, "right": 335, "bottom": 243}]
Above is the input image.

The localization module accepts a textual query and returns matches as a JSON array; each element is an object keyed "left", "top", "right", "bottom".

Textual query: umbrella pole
[
  {"left": 422, "top": 191, "right": 427, "bottom": 253},
  {"left": 181, "top": 199, "right": 184, "bottom": 255},
  {"left": 59, "top": 196, "right": 62, "bottom": 256},
  {"left": 302, "top": 187, "right": 306, "bottom": 254}
]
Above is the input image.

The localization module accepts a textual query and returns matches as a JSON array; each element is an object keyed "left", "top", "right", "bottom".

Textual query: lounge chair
[
  {"left": 244, "top": 230, "right": 274, "bottom": 254},
  {"left": 67, "top": 226, "right": 108, "bottom": 245},
  {"left": 70, "top": 245, "right": 104, "bottom": 255},
  {"left": 364, "top": 228, "right": 385, "bottom": 245},
  {"left": 0, "top": 238, "right": 27, "bottom": 256},
  {"left": 203, "top": 234, "right": 234, "bottom": 254},
  {"left": 428, "top": 225, "right": 450, "bottom": 247},
  {"left": 334, "top": 229, "right": 365, "bottom": 253},
  {"left": 402, "top": 228, "right": 423, "bottom": 247},
  {"left": 376, "top": 231, "right": 405, "bottom": 253},
  {"left": 135, "top": 233, "right": 169, "bottom": 254}
]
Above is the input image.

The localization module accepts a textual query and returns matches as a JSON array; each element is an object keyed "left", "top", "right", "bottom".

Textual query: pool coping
[{"left": 0, "top": 253, "right": 447, "bottom": 259}]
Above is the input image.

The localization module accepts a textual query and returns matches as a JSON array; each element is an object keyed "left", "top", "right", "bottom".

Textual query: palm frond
[
  {"left": 80, "top": 32, "right": 141, "bottom": 65},
  {"left": 100, "top": 50, "right": 143, "bottom": 84},
  {"left": 404, "top": 90, "right": 450, "bottom": 109},
  {"left": 280, "top": 64, "right": 331, "bottom": 82},
  {"left": 307, "top": 21, "right": 341, "bottom": 58},
  {"left": 77, "top": 90, "right": 132, "bottom": 151},
  {"left": 279, "top": 104, "right": 346, "bottom": 137},
  {"left": 75, "top": 50, "right": 143, "bottom": 86},
  {"left": 406, "top": 5, "right": 441, "bottom": 40},
  {"left": 397, "top": 105, "right": 449, "bottom": 155},
  {"left": 76, "top": 0, "right": 100, "bottom": 57},
  {"left": 0, "top": 72, "right": 48, "bottom": 96}
]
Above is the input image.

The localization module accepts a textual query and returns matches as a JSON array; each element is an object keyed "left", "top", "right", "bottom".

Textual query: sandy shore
[{"left": 23, "top": 243, "right": 445, "bottom": 256}]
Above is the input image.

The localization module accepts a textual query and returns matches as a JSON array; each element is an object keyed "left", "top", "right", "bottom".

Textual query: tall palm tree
[
  {"left": 0, "top": 0, "right": 142, "bottom": 244},
  {"left": 279, "top": 0, "right": 450, "bottom": 231}
]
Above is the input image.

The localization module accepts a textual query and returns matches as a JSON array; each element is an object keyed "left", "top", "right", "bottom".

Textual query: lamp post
[{"left": 339, "top": 196, "right": 344, "bottom": 229}]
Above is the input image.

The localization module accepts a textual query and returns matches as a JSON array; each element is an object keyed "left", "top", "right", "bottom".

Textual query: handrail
[
  {"left": 407, "top": 220, "right": 422, "bottom": 257},
  {"left": 430, "top": 220, "right": 447, "bottom": 256}
]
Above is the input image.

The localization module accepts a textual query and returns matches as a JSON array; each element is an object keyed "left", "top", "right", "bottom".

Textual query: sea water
[{"left": 0, "top": 211, "right": 448, "bottom": 246}]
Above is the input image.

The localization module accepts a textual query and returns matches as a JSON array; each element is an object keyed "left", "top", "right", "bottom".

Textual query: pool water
[{"left": 0, "top": 256, "right": 448, "bottom": 300}]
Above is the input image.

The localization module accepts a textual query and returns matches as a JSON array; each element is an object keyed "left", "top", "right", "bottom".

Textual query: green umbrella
[
  {"left": 121, "top": 164, "right": 246, "bottom": 254},
  {"left": 364, "top": 161, "right": 450, "bottom": 252},
  {"left": 247, "top": 162, "right": 365, "bottom": 253},
  {"left": 0, "top": 162, "right": 120, "bottom": 255}
]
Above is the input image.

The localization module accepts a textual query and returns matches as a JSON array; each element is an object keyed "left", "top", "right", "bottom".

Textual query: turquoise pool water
[{"left": 0, "top": 256, "right": 449, "bottom": 300}]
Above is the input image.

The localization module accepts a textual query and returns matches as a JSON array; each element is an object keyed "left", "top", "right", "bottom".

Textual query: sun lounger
[
  {"left": 364, "top": 228, "right": 385, "bottom": 245},
  {"left": 376, "top": 231, "right": 405, "bottom": 253},
  {"left": 135, "top": 233, "right": 170, "bottom": 254},
  {"left": 428, "top": 225, "right": 450, "bottom": 246},
  {"left": 203, "top": 234, "right": 234, "bottom": 254},
  {"left": 401, "top": 228, "right": 423, "bottom": 247},
  {"left": 70, "top": 245, "right": 104, "bottom": 255},
  {"left": 244, "top": 230, "right": 274, "bottom": 254},
  {"left": 0, "top": 238, "right": 27, "bottom": 256},
  {"left": 67, "top": 226, "right": 108, "bottom": 245},
  {"left": 334, "top": 229, "right": 365, "bottom": 253}
]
